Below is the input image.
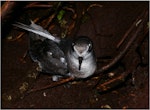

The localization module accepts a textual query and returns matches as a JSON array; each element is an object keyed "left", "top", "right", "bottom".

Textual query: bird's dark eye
[{"left": 88, "top": 43, "right": 92, "bottom": 52}]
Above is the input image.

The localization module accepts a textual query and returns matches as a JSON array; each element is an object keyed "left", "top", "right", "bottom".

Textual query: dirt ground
[{"left": 1, "top": 1, "right": 149, "bottom": 109}]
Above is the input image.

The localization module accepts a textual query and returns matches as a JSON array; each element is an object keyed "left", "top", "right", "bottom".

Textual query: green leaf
[{"left": 57, "top": 10, "right": 65, "bottom": 21}]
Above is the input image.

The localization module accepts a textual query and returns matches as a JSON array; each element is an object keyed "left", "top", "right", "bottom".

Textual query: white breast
[{"left": 68, "top": 53, "right": 96, "bottom": 78}]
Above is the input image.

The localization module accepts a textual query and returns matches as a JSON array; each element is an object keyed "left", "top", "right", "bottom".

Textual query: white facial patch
[{"left": 74, "top": 45, "right": 89, "bottom": 57}]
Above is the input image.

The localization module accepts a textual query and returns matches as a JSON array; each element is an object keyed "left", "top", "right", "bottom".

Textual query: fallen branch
[
  {"left": 96, "top": 70, "right": 131, "bottom": 92},
  {"left": 1, "top": 1, "right": 20, "bottom": 22},
  {"left": 24, "top": 2, "right": 53, "bottom": 9},
  {"left": 1, "top": 1, "right": 26, "bottom": 37},
  {"left": 27, "top": 77, "right": 74, "bottom": 94},
  {"left": 94, "top": 10, "right": 148, "bottom": 92},
  {"left": 96, "top": 51, "right": 142, "bottom": 92},
  {"left": 95, "top": 10, "right": 148, "bottom": 74},
  {"left": 41, "top": 2, "right": 62, "bottom": 29},
  {"left": 116, "top": 10, "right": 147, "bottom": 49},
  {"left": 87, "top": 3, "right": 103, "bottom": 12}
]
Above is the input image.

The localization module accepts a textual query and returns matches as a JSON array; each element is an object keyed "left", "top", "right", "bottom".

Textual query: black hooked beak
[{"left": 78, "top": 57, "right": 83, "bottom": 70}]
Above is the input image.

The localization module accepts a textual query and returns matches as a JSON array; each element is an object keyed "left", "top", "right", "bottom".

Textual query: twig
[
  {"left": 1, "top": 1, "right": 19, "bottom": 22},
  {"left": 68, "top": 21, "right": 76, "bottom": 35},
  {"left": 95, "top": 10, "right": 148, "bottom": 74},
  {"left": 1, "top": 1, "right": 26, "bottom": 37},
  {"left": 42, "top": 13, "right": 56, "bottom": 29},
  {"left": 96, "top": 50, "right": 143, "bottom": 92},
  {"left": 25, "top": 3, "right": 53, "bottom": 9},
  {"left": 96, "top": 70, "right": 131, "bottom": 92},
  {"left": 27, "top": 77, "right": 74, "bottom": 94},
  {"left": 84, "top": 4, "right": 103, "bottom": 36},
  {"left": 11, "top": 18, "right": 40, "bottom": 41},
  {"left": 116, "top": 10, "right": 147, "bottom": 49},
  {"left": 87, "top": 3, "right": 103, "bottom": 12},
  {"left": 63, "top": 7, "right": 76, "bottom": 16},
  {"left": 19, "top": 50, "right": 29, "bottom": 63},
  {"left": 70, "top": 3, "right": 88, "bottom": 38},
  {"left": 41, "top": 2, "right": 62, "bottom": 29},
  {"left": 10, "top": 32, "right": 25, "bottom": 41},
  {"left": 95, "top": 10, "right": 148, "bottom": 92}
]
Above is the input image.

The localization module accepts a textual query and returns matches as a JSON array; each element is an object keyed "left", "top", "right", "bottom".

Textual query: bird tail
[{"left": 13, "top": 20, "right": 61, "bottom": 43}]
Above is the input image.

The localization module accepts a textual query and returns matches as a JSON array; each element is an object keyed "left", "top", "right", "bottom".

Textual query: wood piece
[
  {"left": 95, "top": 10, "right": 148, "bottom": 74},
  {"left": 27, "top": 77, "right": 74, "bottom": 94}
]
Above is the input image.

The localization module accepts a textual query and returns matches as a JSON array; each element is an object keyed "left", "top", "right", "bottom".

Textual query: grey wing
[
  {"left": 29, "top": 38, "right": 68, "bottom": 76},
  {"left": 13, "top": 21, "right": 68, "bottom": 75}
]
